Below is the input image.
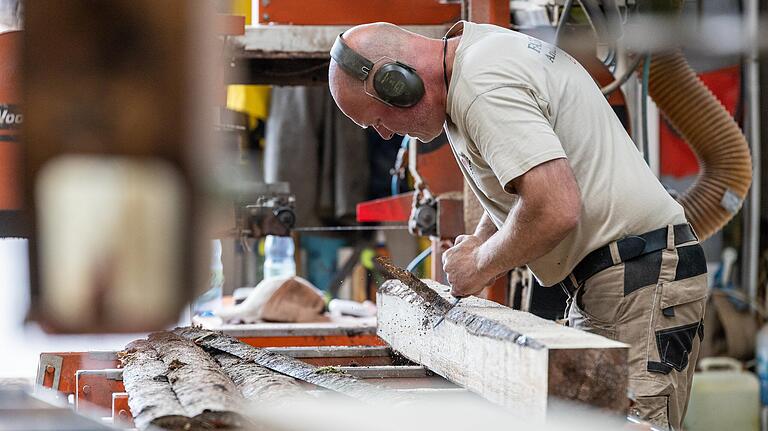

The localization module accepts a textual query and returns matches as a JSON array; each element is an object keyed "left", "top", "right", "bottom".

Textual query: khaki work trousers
[{"left": 567, "top": 226, "right": 708, "bottom": 430}]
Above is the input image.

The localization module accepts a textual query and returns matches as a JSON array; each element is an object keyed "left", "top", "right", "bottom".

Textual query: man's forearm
[
  {"left": 473, "top": 212, "right": 498, "bottom": 241},
  {"left": 475, "top": 199, "right": 576, "bottom": 279}
]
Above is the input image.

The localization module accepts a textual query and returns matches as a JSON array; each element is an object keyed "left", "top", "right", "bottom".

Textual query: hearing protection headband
[{"left": 330, "top": 33, "right": 425, "bottom": 108}]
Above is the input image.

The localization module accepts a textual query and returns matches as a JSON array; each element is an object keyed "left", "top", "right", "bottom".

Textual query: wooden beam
[{"left": 376, "top": 278, "right": 629, "bottom": 418}]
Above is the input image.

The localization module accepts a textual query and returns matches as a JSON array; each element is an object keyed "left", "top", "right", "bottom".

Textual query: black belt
[{"left": 558, "top": 223, "right": 697, "bottom": 296}]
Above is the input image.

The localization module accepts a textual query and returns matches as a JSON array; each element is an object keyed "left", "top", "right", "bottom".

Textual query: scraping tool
[
  {"left": 433, "top": 296, "right": 461, "bottom": 328},
  {"left": 374, "top": 256, "right": 461, "bottom": 330}
]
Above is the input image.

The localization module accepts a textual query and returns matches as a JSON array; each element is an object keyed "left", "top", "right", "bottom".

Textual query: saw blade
[{"left": 293, "top": 225, "right": 408, "bottom": 232}]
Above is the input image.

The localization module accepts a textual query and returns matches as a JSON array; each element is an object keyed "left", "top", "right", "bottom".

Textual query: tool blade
[{"left": 433, "top": 297, "right": 461, "bottom": 328}]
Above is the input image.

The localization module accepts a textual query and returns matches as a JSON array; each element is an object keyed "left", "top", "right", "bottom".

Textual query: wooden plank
[
  {"left": 376, "top": 278, "right": 629, "bottom": 418},
  {"left": 174, "top": 327, "right": 412, "bottom": 405}
]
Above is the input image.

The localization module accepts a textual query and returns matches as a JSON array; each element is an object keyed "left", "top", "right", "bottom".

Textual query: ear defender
[{"left": 330, "top": 34, "right": 425, "bottom": 108}]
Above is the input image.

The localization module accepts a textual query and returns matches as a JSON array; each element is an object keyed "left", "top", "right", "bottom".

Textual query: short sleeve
[{"left": 464, "top": 86, "right": 567, "bottom": 190}]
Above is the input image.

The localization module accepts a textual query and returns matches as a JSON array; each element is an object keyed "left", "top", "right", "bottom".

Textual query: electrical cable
[
  {"left": 390, "top": 175, "right": 399, "bottom": 196},
  {"left": 641, "top": 53, "right": 651, "bottom": 165},
  {"left": 601, "top": 0, "right": 623, "bottom": 41},
  {"left": 406, "top": 247, "right": 433, "bottom": 274},
  {"left": 602, "top": 48, "right": 616, "bottom": 67},
  {"left": 554, "top": 0, "right": 574, "bottom": 47},
  {"left": 601, "top": 55, "right": 642, "bottom": 96},
  {"left": 576, "top": 0, "right": 610, "bottom": 44},
  {"left": 391, "top": 134, "right": 410, "bottom": 196},
  {"left": 261, "top": 61, "right": 330, "bottom": 77}
]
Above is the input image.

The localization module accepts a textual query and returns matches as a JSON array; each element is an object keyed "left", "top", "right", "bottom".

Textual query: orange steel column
[
  {"left": 468, "top": 0, "right": 510, "bottom": 27},
  {"left": 0, "top": 31, "right": 22, "bottom": 212}
]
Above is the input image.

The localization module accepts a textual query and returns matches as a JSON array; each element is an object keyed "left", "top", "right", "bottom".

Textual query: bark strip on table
[
  {"left": 174, "top": 327, "right": 411, "bottom": 406},
  {"left": 211, "top": 351, "right": 308, "bottom": 406}
]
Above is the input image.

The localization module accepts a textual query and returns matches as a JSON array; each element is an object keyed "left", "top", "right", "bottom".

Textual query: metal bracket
[{"left": 35, "top": 354, "right": 63, "bottom": 391}]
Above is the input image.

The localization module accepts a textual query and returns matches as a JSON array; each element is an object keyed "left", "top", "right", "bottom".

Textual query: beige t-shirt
[{"left": 444, "top": 21, "right": 686, "bottom": 286}]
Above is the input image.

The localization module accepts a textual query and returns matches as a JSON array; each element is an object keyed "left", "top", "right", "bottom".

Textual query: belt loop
[
  {"left": 608, "top": 242, "right": 621, "bottom": 265},
  {"left": 689, "top": 222, "right": 700, "bottom": 242},
  {"left": 666, "top": 224, "right": 675, "bottom": 250}
]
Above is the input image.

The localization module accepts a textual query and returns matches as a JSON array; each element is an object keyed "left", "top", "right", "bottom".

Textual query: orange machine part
[
  {"left": 417, "top": 141, "right": 465, "bottom": 195},
  {"left": 258, "top": 0, "right": 461, "bottom": 25},
  {"left": 112, "top": 393, "right": 134, "bottom": 427},
  {"left": 469, "top": 0, "right": 511, "bottom": 26},
  {"left": 238, "top": 334, "right": 385, "bottom": 348},
  {"left": 0, "top": 31, "right": 22, "bottom": 210}
]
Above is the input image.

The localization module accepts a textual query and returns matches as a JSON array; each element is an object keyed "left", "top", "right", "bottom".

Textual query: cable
[
  {"left": 601, "top": 55, "right": 642, "bottom": 96},
  {"left": 554, "top": 0, "right": 574, "bottom": 47},
  {"left": 602, "top": 48, "right": 616, "bottom": 68},
  {"left": 641, "top": 53, "right": 651, "bottom": 165},
  {"left": 261, "top": 61, "right": 330, "bottom": 77},
  {"left": 576, "top": 0, "right": 610, "bottom": 44},
  {"left": 406, "top": 247, "right": 433, "bottom": 273},
  {"left": 390, "top": 175, "right": 399, "bottom": 196},
  {"left": 391, "top": 134, "right": 410, "bottom": 196}
]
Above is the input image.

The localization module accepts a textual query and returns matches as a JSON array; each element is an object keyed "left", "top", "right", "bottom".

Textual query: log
[
  {"left": 120, "top": 339, "right": 201, "bottom": 430},
  {"left": 174, "top": 327, "right": 411, "bottom": 406},
  {"left": 145, "top": 331, "right": 247, "bottom": 428},
  {"left": 376, "top": 278, "right": 629, "bottom": 418},
  {"left": 210, "top": 351, "right": 308, "bottom": 406},
  {"left": 121, "top": 332, "right": 250, "bottom": 430}
]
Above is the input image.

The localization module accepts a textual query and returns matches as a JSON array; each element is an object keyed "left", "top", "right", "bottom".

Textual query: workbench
[{"left": 33, "top": 319, "right": 471, "bottom": 428}]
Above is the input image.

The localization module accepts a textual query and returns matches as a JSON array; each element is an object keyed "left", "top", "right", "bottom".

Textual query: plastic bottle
[
  {"left": 263, "top": 235, "right": 296, "bottom": 279},
  {"left": 757, "top": 323, "right": 768, "bottom": 431},
  {"left": 193, "top": 239, "right": 224, "bottom": 316}
]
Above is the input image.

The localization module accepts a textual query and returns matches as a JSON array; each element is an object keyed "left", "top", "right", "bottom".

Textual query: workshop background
[{"left": 0, "top": 0, "right": 767, "bottom": 430}]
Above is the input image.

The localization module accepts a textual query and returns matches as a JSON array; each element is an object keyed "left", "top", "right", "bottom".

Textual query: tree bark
[{"left": 174, "top": 327, "right": 411, "bottom": 406}]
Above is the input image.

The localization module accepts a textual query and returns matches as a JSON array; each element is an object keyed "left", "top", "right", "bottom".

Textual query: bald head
[{"left": 328, "top": 22, "right": 448, "bottom": 142}]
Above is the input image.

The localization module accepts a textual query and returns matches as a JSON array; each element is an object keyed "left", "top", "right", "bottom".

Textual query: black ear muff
[
  {"left": 373, "top": 62, "right": 425, "bottom": 108},
  {"left": 330, "top": 33, "right": 425, "bottom": 108},
  {"left": 330, "top": 34, "right": 374, "bottom": 81}
]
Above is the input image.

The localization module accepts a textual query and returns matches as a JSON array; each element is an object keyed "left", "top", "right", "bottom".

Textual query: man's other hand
[{"left": 442, "top": 235, "right": 493, "bottom": 297}]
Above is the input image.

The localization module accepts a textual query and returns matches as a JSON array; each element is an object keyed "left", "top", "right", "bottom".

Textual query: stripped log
[
  {"left": 120, "top": 339, "right": 202, "bottom": 430},
  {"left": 121, "top": 332, "right": 249, "bottom": 430},
  {"left": 210, "top": 351, "right": 308, "bottom": 406},
  {"left": 146, "top": 331, "right": 247, "bottom": 428},
  {"left": 174, "top": 327, "right": 411, "bottom": 405},
  {"left": 376, "top": 277, "right": 629, "bottom": 418}
]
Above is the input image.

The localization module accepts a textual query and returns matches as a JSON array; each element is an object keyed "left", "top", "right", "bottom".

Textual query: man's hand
[{"left": 442, "top": 234, "right": 495, "bottom": 297}]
